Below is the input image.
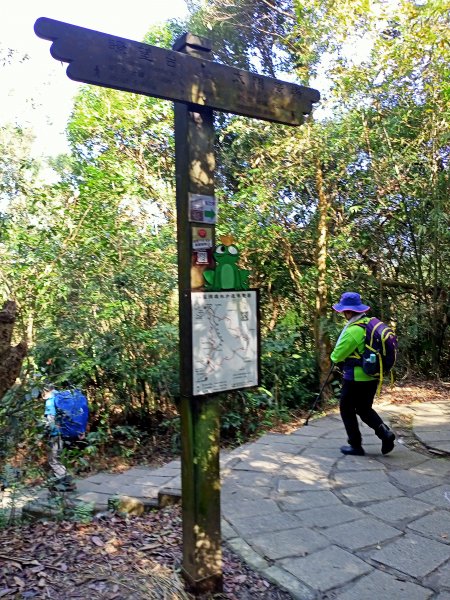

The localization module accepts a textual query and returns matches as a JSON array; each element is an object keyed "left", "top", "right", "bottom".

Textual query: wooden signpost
[{"left": 35, "top": 18, "right": 320, "bottom": 594}]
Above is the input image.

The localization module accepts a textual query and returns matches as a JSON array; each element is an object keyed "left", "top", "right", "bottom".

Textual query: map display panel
[{"left": 192, "top": 291, "right": 259, "bottom": 396}]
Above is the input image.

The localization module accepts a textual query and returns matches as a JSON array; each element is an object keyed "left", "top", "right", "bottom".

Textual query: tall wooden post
[
  {"left": 34, "top": 19, "right": 320, "bottom": 594},
  {"left": 173, "top": 33, "right": 222, "bottom": 594}
]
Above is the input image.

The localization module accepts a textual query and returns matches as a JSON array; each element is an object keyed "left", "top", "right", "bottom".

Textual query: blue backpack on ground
[{"left": 54, "top": 389, "right": 89, "bottom": 439}]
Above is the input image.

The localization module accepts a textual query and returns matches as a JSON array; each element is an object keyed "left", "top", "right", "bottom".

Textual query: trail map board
[{"left": 192, "top": 291, "right": 259, "bottom": 395}]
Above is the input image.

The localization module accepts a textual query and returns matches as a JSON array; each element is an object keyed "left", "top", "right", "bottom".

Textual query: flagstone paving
[{"left": 11, "top": 399, "right": 450, "bottom": 598}]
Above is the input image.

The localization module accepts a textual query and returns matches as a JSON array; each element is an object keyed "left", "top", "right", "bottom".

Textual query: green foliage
[
  {"left": 0, "top": 125, "right": 39, "bottom": 205},
  {"left": 68, "top": 500, "right": 95, "bottom": 523},
  {"left": 0, "top": 465, "right": 25, "bottom": 528},
  {"left": 220, "top": 388, "right": 278, "bottom": 445},
  {"left": 0, "top": 1, "right": 449, "bottom": 473},
  {"left": 188, "top": 0, "right": 296, "bottom": 76},
  {"left": 261, "top": 319, "right": 317, "bottom": 410}
]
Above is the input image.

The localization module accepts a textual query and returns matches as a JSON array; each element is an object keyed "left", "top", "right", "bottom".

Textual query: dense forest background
[{"left": 0, "top": 0, "right": 449, "bottom": 469}]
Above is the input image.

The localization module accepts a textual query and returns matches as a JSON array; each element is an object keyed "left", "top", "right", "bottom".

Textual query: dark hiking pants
[{"left": 339, "top": 379, "right": 383, "bottom": 448}]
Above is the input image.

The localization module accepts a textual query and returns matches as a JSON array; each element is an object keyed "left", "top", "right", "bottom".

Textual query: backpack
[
  {"left": 355, "top": 317, "right": 398, "bottom": 385},
  {"left": 54, "top": 389, "right": 89, "bottom": 439}
]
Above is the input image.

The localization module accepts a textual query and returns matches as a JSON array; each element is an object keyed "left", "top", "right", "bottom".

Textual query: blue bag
[{"left": 54, "top": 389, "right": 89, "bottom": 439}]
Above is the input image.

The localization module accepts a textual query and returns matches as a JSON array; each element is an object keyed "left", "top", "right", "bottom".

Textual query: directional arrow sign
[{"left": 34, "top": 17, "right": 320, "bottom": 126}]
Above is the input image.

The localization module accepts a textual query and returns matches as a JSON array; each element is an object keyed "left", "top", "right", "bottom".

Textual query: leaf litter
[{"left": 0, "top": 505, "right": 291, "bottom": 599}]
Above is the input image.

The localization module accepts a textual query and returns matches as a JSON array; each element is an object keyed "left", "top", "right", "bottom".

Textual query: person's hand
[
  {"left": 46, "top": 424, "right": 60, "bottom": 437},
  {"left": 329, "top": 366, "right": 343, "bottom": 383}
]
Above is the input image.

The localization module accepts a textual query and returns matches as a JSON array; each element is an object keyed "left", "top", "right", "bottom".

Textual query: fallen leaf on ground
[
  {"left": 91, "top": 536, "right": 104, "bottom": 547},
  {"left": 139, "top": 543, "right": 160, "bottom": 551}
]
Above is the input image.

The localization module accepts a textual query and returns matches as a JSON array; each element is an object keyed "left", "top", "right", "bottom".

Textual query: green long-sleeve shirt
[{"left": 331, "top": 316, "right": 376, "bottom": 381}]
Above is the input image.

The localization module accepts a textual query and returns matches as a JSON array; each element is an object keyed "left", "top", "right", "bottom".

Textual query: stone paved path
[
  {"left": 412, "top": 401, "right": 450, "bottom": 455},
  {"left": 15, "top": 400, "right": 450, "bottom": 598}
]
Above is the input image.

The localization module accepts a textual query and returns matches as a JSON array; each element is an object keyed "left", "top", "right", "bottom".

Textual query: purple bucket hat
[{"left": 332, "top": 292, "right": 370, "bottom": 313}]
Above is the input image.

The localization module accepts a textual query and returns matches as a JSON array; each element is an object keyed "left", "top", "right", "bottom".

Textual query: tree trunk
[
  {"left": 314, "top": 162, "right": 332, "bottom": 398},
  {"left": 0, "top": 301, "right": 27, "bottom": 399}
]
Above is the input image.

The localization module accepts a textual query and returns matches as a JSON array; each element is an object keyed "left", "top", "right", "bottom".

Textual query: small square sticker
[{"left": 195, "top": 251, "right": 209, "bottom": 264}]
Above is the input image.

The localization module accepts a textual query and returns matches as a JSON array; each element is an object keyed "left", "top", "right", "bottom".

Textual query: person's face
[{"left": 343, "top": 310, "right": 354, "bottom": 320}]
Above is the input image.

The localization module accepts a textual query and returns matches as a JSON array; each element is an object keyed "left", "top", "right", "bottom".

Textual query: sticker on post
[
  {"left": 189, "top": 193, "right": 217, "bottom": 224},
  {"left": 195, "top": 251, "right": 209, "bottom": 265},
  {"left": 192, "top": 226, "right": 213, "bottom": 250}
]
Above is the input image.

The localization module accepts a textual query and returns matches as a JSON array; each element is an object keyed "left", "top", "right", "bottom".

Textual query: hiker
[
  {"left": 42, "top": 384, "right": 76, "bottom": 491},
  {"left": 331, "top": 292, "right": 395, "bottom": 456}
]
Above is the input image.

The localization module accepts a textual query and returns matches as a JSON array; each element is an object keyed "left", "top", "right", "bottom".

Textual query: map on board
[{"left": 192, "top": 291, "right": 259, "bottom": 396}]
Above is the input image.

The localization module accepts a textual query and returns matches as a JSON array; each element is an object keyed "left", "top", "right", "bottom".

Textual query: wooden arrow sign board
[
  {"left": 35, "top": 18, "right": 320, "bottom": 595},
  {"left": 34, "top": 17, "right": 320, "bottom": 126}
]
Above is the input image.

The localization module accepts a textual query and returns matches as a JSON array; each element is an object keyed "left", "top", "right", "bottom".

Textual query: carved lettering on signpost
[{"left": 34, "top": 18, "right": 320, "bottom": 126}]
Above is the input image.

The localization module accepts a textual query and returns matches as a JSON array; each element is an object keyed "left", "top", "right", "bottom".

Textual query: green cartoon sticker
[{"left": 203, "top": 235, "right": 250, "bottom": 291}]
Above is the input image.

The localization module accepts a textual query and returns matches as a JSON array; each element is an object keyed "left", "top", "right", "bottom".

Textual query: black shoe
[
  {"left": 381, "top": 432, "right": 395, "bottom": 455},
  {"left": 377, "top": 424, "right": 396, "bottom": 455},
  {"left": 48, "top": 476, "right": 76, "bottom": 492},
  {"left": 340, "top": 445, "right": 365, "bottom": 456}
]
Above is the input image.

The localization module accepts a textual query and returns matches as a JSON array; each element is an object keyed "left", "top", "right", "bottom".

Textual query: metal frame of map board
[{"left": 191, "top": 289, "right": 260, "bottom": 396}]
